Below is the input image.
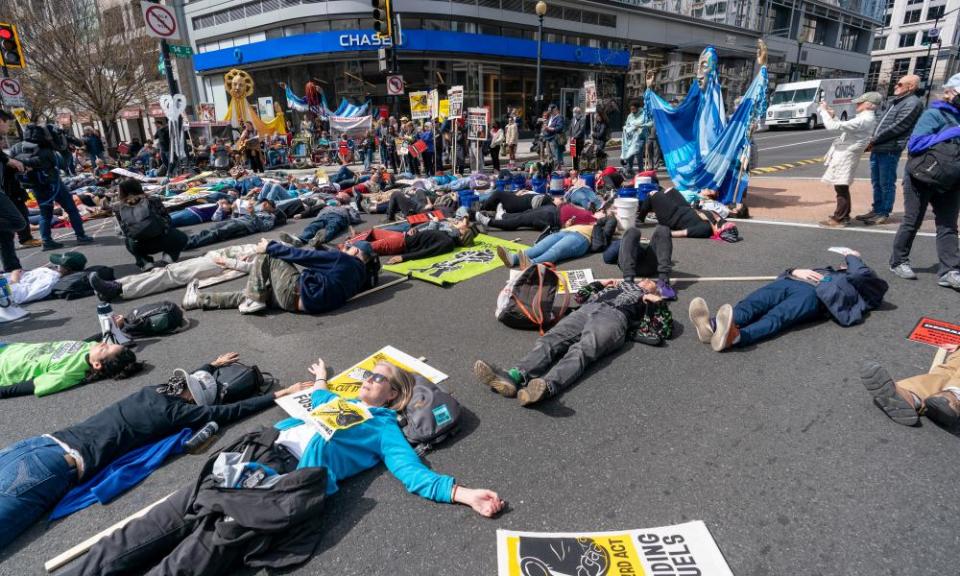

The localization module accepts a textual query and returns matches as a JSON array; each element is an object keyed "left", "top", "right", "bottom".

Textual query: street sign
[
  {"left": 168, "top": 44, "right": 193, "bottom": 58},
  {"left": 140, "top": 1, "right": 182, "bottom": 41},
  {"left": 386, "top": 74, "right": 404, "bottom": 96},
  {"left": 0, "top": 78, "right": 24, "bottom": 107}
]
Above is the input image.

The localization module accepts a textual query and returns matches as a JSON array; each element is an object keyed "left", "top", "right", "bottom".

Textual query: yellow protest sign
[
  {"left": 327, "top": 345, "right": 448, "bottom": 399},
  {"left": 409, "top": 91, "right": 430, "bottom": 120},
  {"left": 11, "top": 107, "right": 29, "bottom": 128},
  {"left": 309, "top": 397, "right": 372, "bottom": 439},
  {"left": 438, "top": 99, "right": 449, "bottom": 122}
]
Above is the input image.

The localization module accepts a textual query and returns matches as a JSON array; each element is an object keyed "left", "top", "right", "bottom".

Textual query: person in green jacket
[{"left": 0, "top": 341, "right": 141, "bottom": 398}]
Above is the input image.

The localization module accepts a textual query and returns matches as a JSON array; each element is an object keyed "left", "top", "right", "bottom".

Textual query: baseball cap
[
  {"left": 349, "top": 240, "right": 375, "bottom": 259},
  {"left": 943, "top": 73, "right": 960, "bottom": 90},
  {"left": 49, "top": 252, "right": 87, "bottom": 272},
  {"left": 853, "top": 92, "right": 882, "bottom": 105},
  {"left": 176, "top": 368, "right": 219, "bottom": 406}
]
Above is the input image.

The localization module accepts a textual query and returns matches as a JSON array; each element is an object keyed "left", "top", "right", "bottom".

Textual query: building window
[
  {"left": 898, "top": 31, "right": 917, "bottom": 46},
  {"left": 891, "top": 58, "right": 912, "bottom": 89},
  {"left": 582, "top": 10, "right": 599, "bottom": 25},
  {"left": 799, "top": 16, "right": 826, "bottom": 43},
  {"left": 840, "top": 26, "right": 861, "bottom": 50},
  {"left": 563, "top": 7, "right": 581, "bottom": 21},
  {"left": 305, "top": 20, "right": 331, "bottom": 33},
  {"left": 245, "top": 1, "right": 262, "bottom": 17},
  {"left": 478, "top": 23, "right": 500, "bottom": 35},
  {"left": 914, "top": 55, "right": 932, "bottom": 79},
  {"left": 597, "top": 13, "right": 616, "bottom": 27},
  {"left": 927, "top": 5, "right": 945, "bottom": 19},
  {"left": 885, "top": 0, "right": 895, "bottom": 7},
  {"left": 873, "top": 34, "right": 887, "bottom": 50},
  {"left": 907, "top": 0, "right": 923, "bottom": 4},
  {"left": 865, "top": 60, "right": 882, "bottom": 90},
  {"left": 422, "top": 19, "right": 451, "bottom": 31},
  {"left": 502, "top": 0, "right": 523, "bottom": 10},
  {"left": 883, "top": 13, "right": 891, "bottom": 26},
  {"left": 903, "top": 9, "right": 921, "bottom": 23},
  {"left": 478, "top": 0, "right": 499, "bottom": 7}
]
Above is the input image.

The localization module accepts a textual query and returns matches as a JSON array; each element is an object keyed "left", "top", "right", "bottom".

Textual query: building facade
[{"left": 868, "top": 0, "right": 960, "bottom": 95}]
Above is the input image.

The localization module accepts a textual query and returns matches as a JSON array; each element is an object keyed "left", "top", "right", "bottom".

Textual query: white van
[{"left": 765, "top": 78, "right": 865, "bottom": 129}]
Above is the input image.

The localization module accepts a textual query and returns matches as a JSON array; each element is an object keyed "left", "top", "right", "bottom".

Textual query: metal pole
[
  {"left": 535, "top": 15, "right": 544, "bottom": 118},
  {"left": 928, "top": 38, "right": 944, "bottom": 105}
]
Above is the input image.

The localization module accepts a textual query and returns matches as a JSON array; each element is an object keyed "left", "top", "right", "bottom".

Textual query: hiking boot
[
  {"left": 890, "top": 263, "right": 917, "bottom": 280},
  {"left": 496, "top": 245, "right": 517, "bottom": 268},
  {"left": 517, "top": 378, "right": 549, "bottom": 406},
  {"left": 182, "top": 280, "right": 201, "bottom": 310},
  {"left": 860, "top": 361, "right": 920, "bottom": 426},
  {"left": 19, "top": 238, "right": 42, "bottom": 248},
  {"left": 711, "top": 304, "right": 739, "bottom": 352},
  {"left": 239, "top": 298, "right": 268, "bottom": 314},
  {"left": 473, "top": 360, "right": 517, "bottom": 397},
  {"left": 42, "top": 240, "right": 65, "bottom": 251},
  {"left": 863, "top": 214, "right": 889, "bottom": 225},
  {"left": 75, "top": 235, "right": 95, "bottom": 245},
  {"left": 278, "top": 232, "right": 305, "bottom": 247},
  {"left": 89, "top": 272, "right": 122, "bottom": 302},
  {"left": 937, "top": 270, "right": 960, "bottom": 291},
  {"left": 854, "top": 211, "right": 876, "bottom": 222},
  {"left": 924, "top": 389, "right": 960, "bottom": 432},
  {"left": 688, "top": 297, "right": 713, "bottom": 343}
]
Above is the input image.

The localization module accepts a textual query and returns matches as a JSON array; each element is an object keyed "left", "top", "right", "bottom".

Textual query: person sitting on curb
[
  {"left": 183, "top": 200, "right": 281, "bottom": 250},
  {"left": 345, "top": 220, "right": 477, "bottom": 264},
  {"left": 62, "top": 359, "right": 504, "bottom": 576},
  {"left": 89, "top": 244, "right": 258, "bottom": 303},
  {"left": 2, "top": 251, "right": 88, "bottom": 305},
  {"left": 0, "top": 352, "right": 312, "bottom": 552},
  {"left": 861, "top": 344, "right": 960, "bottom": 433},
  {"left": 182, "top": 238, "right": 378, "bottom": 314},
  {"left": 0, "top": 340, "right": 141, "bottom": 399},
  {"left": 688, "top": 250, "right": 888, "bottom": 352},
  {"left": 474, "top": 279, "right": 671, "bottom": 406}
]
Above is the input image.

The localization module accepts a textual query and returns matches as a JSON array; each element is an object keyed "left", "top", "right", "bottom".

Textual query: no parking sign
[
  {"left": 0, "top": 78, "right": 24, "bottom": 107},
  {"left": 140, "top": 1, "right": 182, "bottom": 41},
  {"left": 386, "top": 75, "right": 404, "bottom": 96}
]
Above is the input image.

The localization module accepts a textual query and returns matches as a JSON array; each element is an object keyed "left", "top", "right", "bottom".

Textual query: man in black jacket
[
  {"left": 569, "top": 107, "right": 587, "bottom": 171},
  {"left": 856, "top": 74, "right": 922, "bottom": 225},
  {"left": 0, "top": 110, "right": 29, "bottom": 274}
]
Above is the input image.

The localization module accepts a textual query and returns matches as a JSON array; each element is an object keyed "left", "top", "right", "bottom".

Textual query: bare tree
[{"left": 13, "top": 0, "right": 163, "bottom": 144}]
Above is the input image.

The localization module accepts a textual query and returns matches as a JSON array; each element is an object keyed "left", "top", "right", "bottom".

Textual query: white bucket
[{"left": 614, "top": 197, "right": 639, "bottom": 231}]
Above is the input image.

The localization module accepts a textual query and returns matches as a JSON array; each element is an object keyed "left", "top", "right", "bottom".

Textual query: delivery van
[{"left": 765, "top": 78, "right": 865, "bottom": 129}]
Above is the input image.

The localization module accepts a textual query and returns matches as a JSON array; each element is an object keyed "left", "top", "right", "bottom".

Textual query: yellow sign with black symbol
[{"left": 309, "top": 397, "right": 372, "bottom": 440}]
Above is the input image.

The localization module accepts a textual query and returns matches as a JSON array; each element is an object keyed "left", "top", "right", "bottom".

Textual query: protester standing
[
  {"left": 621, "top": 102, "right": 649, "bottom": 174},
  {"left": 0, "top": 111, "right": 29, "bottom": 275},
  {"left": 819, "top": 92, "right": 879, "bottom": 227},
  {"left": 889, "top": 74, "right": 960, "bottom": 290},
  {"left": 505, "top": 108, "right": 520, "bottom": 169},
  {"left": 542, "top": 104, "right": 565, "bottom": 167},
  {"left": 83, "top": 126, "right": 106, "bottom": 165},
  {"left": 856, "top": 75, "right": 923, "bottom": 225},
  {"left": 489, "top": 121, "right": 504, "bottom": 172},
  {"left": 568, "top": 107, "right": 586, "bottom": 171}
]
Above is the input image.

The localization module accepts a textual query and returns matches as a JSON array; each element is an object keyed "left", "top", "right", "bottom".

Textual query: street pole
[
  {"left": 923, "top": 16, "right": 941, "bottom": 104},
  {"left": 535, "top": 2, "right": 547, "bottom": 119}
]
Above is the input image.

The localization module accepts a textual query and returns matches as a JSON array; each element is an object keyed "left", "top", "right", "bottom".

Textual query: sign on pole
[
  {"left": 448, "top": 85, "right": 464, "bottom": 117},
  {"left": 467, "top": 107, "right": 489, "bottom": 141},
  {"left": 140, "top": 1, "right": 182, "bottom": 41},
  {"left": 168, "top": 44, "right": 193, "bottom": 58},
  {"left": 386, "top": 75, "right": 404, "bottom": 96},
  {"left": 584, "top": 80, "right": 598, "bottom": 113},
  {"left": 409, "top": 91, "right": 430, "bottom": 120},
  {"left": 0, "top": 78, "right": 24, "bottom": 108}
]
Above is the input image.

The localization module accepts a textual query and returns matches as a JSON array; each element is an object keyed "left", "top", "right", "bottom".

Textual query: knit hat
[{"left": 49, "top": 252, "right": 87, "bottom": 272}]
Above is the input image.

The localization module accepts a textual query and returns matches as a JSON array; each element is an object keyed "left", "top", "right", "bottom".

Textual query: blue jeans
[
  {"left": 567, "top": 186, "right": 602, "bottom": 211},
  {"left": 870, "top": 151, "right": 899, "bottom": 216},
  {"left": 363, "top": 148, "right": 374, "bottom": 172},
  {"left": 0, "top": 436, "right": 76, "bottom": 551},
  {"left": 524, "top": 231, "right": 590, "bottom": 265},
  {"left": 733, "top": 278, "right": 824, "bottom": 347},
  {"left": 257, "top": 182, "right": 295, "bottom": 204},
  {"left": 170, "top": 209, "right": 203, "bottom": 227},
  {"left": 300, "top": 212, "right": 348, "bottom": 244},
  {"left": 37, "top": 186, "right": 87, "bottom": 242}
]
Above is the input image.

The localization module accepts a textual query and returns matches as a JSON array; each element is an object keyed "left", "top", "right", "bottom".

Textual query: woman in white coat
[{"left": 820, "top": 92, "right": 880, "bottom": 227}]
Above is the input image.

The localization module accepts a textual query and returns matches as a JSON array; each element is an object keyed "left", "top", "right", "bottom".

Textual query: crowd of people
[{"left": 0, "top": 69, "right": 958, "bottom": 574}]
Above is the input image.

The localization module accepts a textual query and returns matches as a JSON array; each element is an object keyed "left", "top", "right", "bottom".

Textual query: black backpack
[
  {"left": 122, "top": 301, "right": 185, "bottom": 336},
  {"left": 496, "top": 263, "right": 570, "bottom": 334},
  {"left": 906, "top": 139, "right": 960, "bottom": 193},
  {"left": 399, "top": 376, "right": 462, "bottom": 455},
  {"left": 214, "top": 362, "right": 277, "bottom": 404},
  {"left": 50, "top": 266, "right": 114, "bottom": 300},
  {"left": 119, "top": 197, "right": 166, "bottom": 240}
]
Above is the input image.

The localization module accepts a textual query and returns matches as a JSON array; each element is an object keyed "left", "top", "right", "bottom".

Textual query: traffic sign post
[
  {"left": 0, "top": 78, "right": 24, "bottom": 107},
  {"left": 386, "top": 75, "right": 404, "bottom": 96},
  {"left": 168, "top": 44, "right": 193, "bottom": 58},
  {"left": 140, "top": 1, "right": 182, "bottom": 41}
]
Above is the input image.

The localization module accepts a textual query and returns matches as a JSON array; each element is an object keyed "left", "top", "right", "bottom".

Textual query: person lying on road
[{"left": 0, "top": 340, "right": 141, "bottom": 399}]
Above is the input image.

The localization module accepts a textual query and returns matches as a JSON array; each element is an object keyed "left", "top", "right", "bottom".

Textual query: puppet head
[{"left": 697, "top": 46, "right": 719, "bottom": 90}]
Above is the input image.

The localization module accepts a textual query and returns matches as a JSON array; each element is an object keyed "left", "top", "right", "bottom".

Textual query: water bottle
[
  {"left": 185, "top": 422, "right": 219, "bottom": 453},
  {"left": 97, "top": 302, "right": 132, "bottom": 345},
  {"left": 0, "top": 277, "right": 10, "bottom": 308}
]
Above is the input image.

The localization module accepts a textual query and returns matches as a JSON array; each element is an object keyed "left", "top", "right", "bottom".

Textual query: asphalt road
[
  {"left": 753, "top": 127, "right": 908, "bottom": 179},
  {"left": 1, "top": 212, "right": 958, "bottom": 576}
]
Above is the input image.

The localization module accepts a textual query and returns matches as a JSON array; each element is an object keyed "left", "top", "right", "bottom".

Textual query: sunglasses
[{"left": 365, "top": 372, "right": 389, "bottom": 385}]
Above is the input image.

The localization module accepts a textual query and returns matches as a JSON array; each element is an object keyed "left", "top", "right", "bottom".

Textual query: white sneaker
[
  {"left": 890, "top": 263, "right": 917, "bottom": 280},
  {"left": 182, "top": 280, "right": 200, "bottom": 310},
  {"left": 938, "top": 270, "right": 960, "bottom": 291},
  {"left": 495, "top": 202, "right": 506, "bottom": 220},
  {"left": 238, "top": 298, "right": 267, "bottom": 314}
]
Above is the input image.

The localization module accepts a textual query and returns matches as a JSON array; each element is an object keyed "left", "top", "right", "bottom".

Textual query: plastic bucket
[
  {"left": 531, "top": 176, "right": 547, "bottom": 194},
  {"left": 549, "top": 172, "right": 565, "bottom": 195},
  {"left": 618, "top": 187, "right": 637, "bottom": 198},
  {"left": 636, "top": 183, "right": 657, "bottom": 201},
  {"left": 614, "top": 197, "right": 639, "bottom": 231},
  {"left": 457, "top": 189, "right": 477, "bottom": 209}
]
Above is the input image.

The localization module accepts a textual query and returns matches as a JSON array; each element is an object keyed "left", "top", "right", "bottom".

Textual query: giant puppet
[
  {"left": 222, "top": 69, "right": 285, "bottom": 136},
  {"left": 644, "top": 40, "right": 768, "bottom": 206}
]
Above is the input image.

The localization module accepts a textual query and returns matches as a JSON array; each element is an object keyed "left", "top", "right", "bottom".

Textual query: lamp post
[{"left": 535, "top": 1, "right": 547, "bottom": 118}]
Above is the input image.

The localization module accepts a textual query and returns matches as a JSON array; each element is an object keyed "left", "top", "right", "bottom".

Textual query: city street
[
  {"left": 1, "top": 212, "right": 957, "bottom": 576},
  {"left": 752, "top": 126, "right": 906, "bottom": 179}
]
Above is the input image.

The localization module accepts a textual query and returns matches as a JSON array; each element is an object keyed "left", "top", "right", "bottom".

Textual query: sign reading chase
[{"left": 339, "top": 32, "right": 394, "bottom": 47}]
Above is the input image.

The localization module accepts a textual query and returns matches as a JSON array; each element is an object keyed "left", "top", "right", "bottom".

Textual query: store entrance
[{"left": 560, "top": 87, "right": 583, "bottom": 121}]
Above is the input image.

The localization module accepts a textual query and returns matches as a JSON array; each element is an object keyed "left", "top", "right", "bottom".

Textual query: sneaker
[
  {"left": 890, "top": 263, "right": 917, "bottom": 280},
  {"left": 19, "top": 238, "right": 42, "bottom": 248},
  {"left": 75, "top": 235, "right": 95, "bottom": 244},
  {"left": 496, "top": 245, "right": 517, "bottom": 268},
  {"left": 473, "top": 360, "right": 517, "bottom": 398},
  {"left": 182, "top": 279, "right": 201, "bottom": 310},
  {"left": 923, "top": 389, "right": 960, "bottom": 432},
  {"left": 475, "top": 211, "right": 492, "bottom": 228},
  {"left": 688, "top": 297, "right": 713, "bottom": 344},
  {"left": 854, "top": 211, "right": 876, "bottom": 222},
  {"left": 495, "top": 203, "right": 506, "bottom": 220},
  {"left": 937, "top": 270, "right": 960, "bottom": 290},
  {"left": 863, "top": 214, "right": 889, "bottom": 225},
  {"left": 517, "top": 378, "right": 549, "bottom": 406},
  {"left": 518, "top": 251, "right": 532, "bottom": 270},
  {"left": 860, "top": 361, "right": 920, "bottom": 426},
  {"left": 88, "top": 272, "right": 122, "bottom": 302},
  {"left": 42, "top": 240, "right": 65, "bottom": 251},
  {"left": 278, "top": 232, "right": 306, "bottom": 248},
  {"left": 238, "top": 298, "right": 268, "bottom": 315},
  {"left": 710, "top": 304, "right": 738, "bottom": 352}
]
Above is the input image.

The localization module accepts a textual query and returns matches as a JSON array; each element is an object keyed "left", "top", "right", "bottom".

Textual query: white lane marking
[
  {"left": 735, "top": 217, "right": 937, "bottom": 237},
  {"left": 757, "top": 136, "right": 835, "bottom": 151}
]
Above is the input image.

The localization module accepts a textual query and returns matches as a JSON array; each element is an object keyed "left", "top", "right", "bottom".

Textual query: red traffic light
[{"left": 0, "top": 29, "right": 11, "bottom": 40}]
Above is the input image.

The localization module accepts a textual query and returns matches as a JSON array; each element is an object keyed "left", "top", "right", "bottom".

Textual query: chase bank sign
[{"left": 339, "top": 32, "right": 394, "bottom": 47}]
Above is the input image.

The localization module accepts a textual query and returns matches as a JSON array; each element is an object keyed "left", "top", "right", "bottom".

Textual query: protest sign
[
  {"left": 558, "top": 268, "right": 595, "bottom": 294},
  {"left": 908, "top": 317, "right": 960, "bottom": 349},
  {"left": 384, "top": 234, "right": 529, "bottom": 286},
  {"left": 497, "top": 521, "right": 734, "bottom": 576},
  {"left": 410, "top": 91, "right": 431, "bottom": 120},
  {"left": 438, "top": 99, "right": 450, "bottom": 121},
  {"left": 584, "top": 80, "right": 598, "bottom": 113},
  {"left": 468, "top": 107, "right": 489, "bottom": 141},
  {"left": 448, "top": 85, "right": 464, "bottom": 117},
  {"left": 327, "top": 345, "right": 448, "bottom": 398}
]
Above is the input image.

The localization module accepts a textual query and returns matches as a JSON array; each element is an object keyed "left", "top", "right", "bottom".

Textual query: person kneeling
[
  {"left": 474, "top": 279, "right": 671, "bottom": 406},
  {"left": 688, "top": 251, "right": 888, "bottom": 352}
]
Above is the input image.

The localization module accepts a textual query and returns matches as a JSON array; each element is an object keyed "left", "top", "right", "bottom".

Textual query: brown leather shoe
[
  {"left": 860, "top": 361, "right": 920, "bottom": 426},
  {"left": 19, "top": 238, "right": 42, "bottom": 248},
  {"left": 924, "top": 390, "right": 960, "bottom": 433},
  {"left": 711, "top": 304, "right": 739, "bottom": 351},
  {"left": 517, "top": 378, "right": 549, "bottom": 406}
]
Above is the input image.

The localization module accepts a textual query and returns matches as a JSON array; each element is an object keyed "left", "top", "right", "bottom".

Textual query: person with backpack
[
  {"left": 477, "top": 279, "right": 670, "bottom": 405},
  {"left": 0, "top": 340, "right": 141, "bottom": 400},
  {"left": 182, "top": 238, "right": 379, "bottom": 315},
  {"left": 1, "top": 251, "right": 88, "bottom": 305},
  {"left": 889, "top": 74, "right": 960, "bottom": 291},
  {"left": 0, "top": 351, "right": 311, "bottom": 552},
  {"left": 114, "top": 178, "right": 188, "bottom": 270},
  {"left": 62, "top": 360, "right": 503, "bottom": 576},
  {"left": 688, "top": 250, "right": 888, "bottom": 352}
]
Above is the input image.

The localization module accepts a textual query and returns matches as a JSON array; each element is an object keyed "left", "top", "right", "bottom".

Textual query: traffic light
[
  {"left": 372, "top": 0, "right": 392, "bottom": 40},
  {"left": 0, "top": 23, "right": 25, "bottom": 69}
]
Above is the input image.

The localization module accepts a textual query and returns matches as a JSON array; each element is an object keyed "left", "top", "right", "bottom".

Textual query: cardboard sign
[
  {"left": 467, "top": 107, "right": 488, "bottom": 141},
  {"left": 584, "top": 80, "right": 598, "bottom": 113},
  {"left": 908, "top": 317, "right": 960, "bottom": 349},
  {"left": 448, "top": 85, "right": 463, "bottom": 117},
  {"left": 307, "top": 397, "right": 372, "bottom": 440},
  {"left": 327, "top": 346, "right": 448, "bottom": 398}
]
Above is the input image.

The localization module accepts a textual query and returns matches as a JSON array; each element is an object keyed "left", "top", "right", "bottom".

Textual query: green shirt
[{"left": 0, "top": 341, "right": 94, "bottom": 397}]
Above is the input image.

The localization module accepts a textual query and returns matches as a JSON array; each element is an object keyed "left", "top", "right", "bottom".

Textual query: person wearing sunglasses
[{"left": 66, "top": 359, "right": 505, "bottom": 575}]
